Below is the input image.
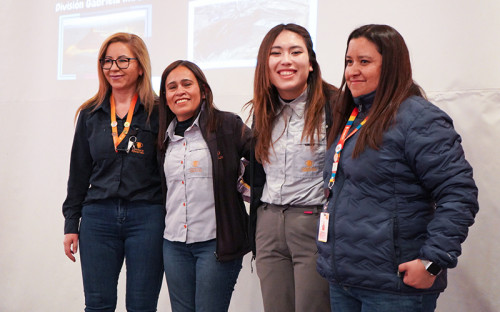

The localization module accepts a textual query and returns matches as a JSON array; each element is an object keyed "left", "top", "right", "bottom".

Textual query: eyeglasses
[{"left": 99, "top": 57, "right": 138, "bottom": 70}]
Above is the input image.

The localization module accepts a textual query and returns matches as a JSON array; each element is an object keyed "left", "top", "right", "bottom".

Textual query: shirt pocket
[
  {"left": 165, "top": 143, "right": 185, "bottom": 179},
  {"left": 290, "top": 129, "right": 326, "bottom": 178},
  {"left": 185, "top": 141, "right": 212, "bottom": 179},
  {"left": 128, "top": 127, "right": 156, "bottom": 159},
  {"left": 87, "top": 120, "right": 116, "bottom": 160}
]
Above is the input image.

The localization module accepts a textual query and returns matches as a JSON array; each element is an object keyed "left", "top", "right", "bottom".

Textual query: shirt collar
[
  {"left": 165, "top": 111, "right": 202, "bottom": 142},
  {"left": 278, "top": 89, "right": 308, "bottom": 118},
  {"left": 353, "top": 90, "right": 375, "bottom": 113},
  {"left": 97, "top": 93, "right": 142, "bottom": 115}
]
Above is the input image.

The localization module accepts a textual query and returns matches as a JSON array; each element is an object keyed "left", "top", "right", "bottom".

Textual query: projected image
[
  {"left": 188, "top": 0, "right": 318, "bottom": 69},
  {"left": 57, "top": 6, "right": 152, "bottom": 80}
]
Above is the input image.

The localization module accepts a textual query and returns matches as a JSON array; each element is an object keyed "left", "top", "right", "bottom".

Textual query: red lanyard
[
  {"left": 327, "top": 107, "right": 368, "bottom": 189},
  {"left": 110, "top": 93, "right": 138, "bottom": 152}
]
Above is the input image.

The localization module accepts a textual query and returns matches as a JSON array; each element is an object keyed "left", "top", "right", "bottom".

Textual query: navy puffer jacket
[{"left": 317, "top": 93, "right": 478, "bottom": 294}]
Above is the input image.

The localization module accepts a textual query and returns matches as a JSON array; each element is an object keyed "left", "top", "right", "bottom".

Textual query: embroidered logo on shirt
[
  {"left": 301, "top": 160, "right": 318, "bottom": 172},
  {"left": 189, "top": 160, "right": 203, "bottom": 173},
  {"left": 131, "top": 141, "right": 144, "bottom": 154}
]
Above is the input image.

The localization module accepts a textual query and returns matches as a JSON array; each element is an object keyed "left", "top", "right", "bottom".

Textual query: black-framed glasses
[{"left": 99, "top": 57, "right": 138, "bottom": 70}]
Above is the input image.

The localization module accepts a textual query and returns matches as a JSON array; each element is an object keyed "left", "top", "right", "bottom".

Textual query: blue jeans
[
  {"left": 79, "top": 199, "right": 165, "bottom": 312},
  {"left": 329, "top": 283, "right": 439, "bottom": 312},
  {"left": 163, "top": 239, "right": 242, "bottom": 312}
]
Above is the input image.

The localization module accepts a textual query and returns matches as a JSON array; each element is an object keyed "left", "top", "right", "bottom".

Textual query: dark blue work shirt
[{"left": 62, "top": 96, "right": 162, "bottom": 234}]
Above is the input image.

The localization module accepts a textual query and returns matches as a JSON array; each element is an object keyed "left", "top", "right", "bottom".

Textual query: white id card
[{"left": 317, "top": 212, "right": 329, "bottom": 242}]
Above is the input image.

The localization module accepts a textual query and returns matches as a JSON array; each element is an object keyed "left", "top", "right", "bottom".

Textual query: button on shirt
[
  {"left": 261, "top": 91, "right": 326, "bottom": 206},
  {"left": 163, "top": 117, "right": 216, "bottom": 243}
]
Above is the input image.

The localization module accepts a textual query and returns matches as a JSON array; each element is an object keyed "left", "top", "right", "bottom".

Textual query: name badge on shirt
[{"left": 318, "top": 212, "right": 329, "bottom": 242}]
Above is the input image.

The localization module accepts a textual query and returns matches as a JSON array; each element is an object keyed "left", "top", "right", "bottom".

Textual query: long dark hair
[
  {"left": 157, "top": 60, "right": 218, "bottom": 153},
  {"left": 328, "top": 24, "right": 424, "bottom": 157},
  {"left": 248, "top": 23, "right": 336, "bottom": 163}
]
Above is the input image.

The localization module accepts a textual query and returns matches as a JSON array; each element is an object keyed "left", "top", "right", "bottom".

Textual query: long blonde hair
[{"left": 75, "top": 32, "right": 156, "bottom": 119}]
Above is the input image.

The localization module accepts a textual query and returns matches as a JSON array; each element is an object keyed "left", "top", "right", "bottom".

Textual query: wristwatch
[{"left": 421, "top": 260, "right": 442, "bottom": 276}]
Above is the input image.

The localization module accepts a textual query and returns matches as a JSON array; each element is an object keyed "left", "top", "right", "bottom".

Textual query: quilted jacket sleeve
[{"left": 404, "top": 97, "right": 479, "bottom": 269}]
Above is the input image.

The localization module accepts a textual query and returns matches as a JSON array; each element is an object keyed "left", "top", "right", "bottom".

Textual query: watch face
[{"left": 427, "top": 262, "right": 442, "bottom": 275}]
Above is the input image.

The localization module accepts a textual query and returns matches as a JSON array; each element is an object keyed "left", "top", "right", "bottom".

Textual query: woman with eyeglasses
[{"left": 62, "top": 32, "right": 164, "bottom": 312}]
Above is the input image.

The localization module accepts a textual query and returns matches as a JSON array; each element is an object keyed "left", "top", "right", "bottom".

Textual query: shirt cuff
[{"left": 64, "top": 218, "right": 80, "bottom": 234}]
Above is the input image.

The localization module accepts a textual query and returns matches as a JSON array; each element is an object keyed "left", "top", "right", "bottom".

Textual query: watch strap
[{"left": 421, "top": 259, "right": 442, "bottom": 276}]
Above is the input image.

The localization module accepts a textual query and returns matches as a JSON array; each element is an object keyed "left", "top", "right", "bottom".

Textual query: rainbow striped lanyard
[{"left": 327, "top": 107, "right": 368, "bottom": 190}]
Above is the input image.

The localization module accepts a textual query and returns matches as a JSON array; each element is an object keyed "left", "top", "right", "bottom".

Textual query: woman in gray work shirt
[
  {"left": 247, "top": 23, "right": 337, "bottom": 312},
  {"left": 157, "top": 60, "right": 253, "bottom": 312}
]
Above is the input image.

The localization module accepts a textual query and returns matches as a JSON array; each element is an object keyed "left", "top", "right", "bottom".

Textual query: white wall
[{"left": 0, "top": 0, "right": 499, "bottom": 311}]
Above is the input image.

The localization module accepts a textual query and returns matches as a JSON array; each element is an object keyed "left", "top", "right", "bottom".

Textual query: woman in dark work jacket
[{"left": 157, "top": 60, "right": 252, "bottom": 312}]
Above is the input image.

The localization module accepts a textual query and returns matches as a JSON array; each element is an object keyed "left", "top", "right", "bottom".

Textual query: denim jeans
[
  {"left": 163, "top": 239, "right": 242, "bottom": 312},
  {"left": 329, "top": 283, "right": 439, "bottom": 312},
  {"left": 79, "top": 199, "right": 165, "bottom": 312}
]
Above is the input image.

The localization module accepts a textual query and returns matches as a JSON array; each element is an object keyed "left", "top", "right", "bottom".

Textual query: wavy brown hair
[
  {"left": 157, "top": 60, "right": 218, "bottom": 153},
  {"left": 248, "top": 23, "right": 334, "bottom": 164},
  {"left": 328, "top": 24, "right": 424, "bottom": 156},
  {"left": 75, "top": 32, "right": 156, "bottom": 119}
]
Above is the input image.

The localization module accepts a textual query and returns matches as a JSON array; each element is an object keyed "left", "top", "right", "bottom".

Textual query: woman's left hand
[{"left": 398, "top": 259, "right": 437, "bottom": 289}]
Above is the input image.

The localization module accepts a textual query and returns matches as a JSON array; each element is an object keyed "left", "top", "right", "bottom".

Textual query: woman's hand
[
  {"left": 63, "top": 233, "right": 79, "bottom": 262},
  {"left": 398, "top": 259, "right": 437, "bottom": 289}
]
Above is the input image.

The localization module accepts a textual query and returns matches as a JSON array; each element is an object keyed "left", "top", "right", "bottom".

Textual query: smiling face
[
  {"left": 165, "top": 66, "right": 203, "bottom": 122},
  {"left": 345, "top": 37, "right": 382, "bottom": 98},
  {"left": 103, "top": 41, "right": 143, "bottom": 94},
  {"left": 268, "top": 30, "right": 313, "bottom": 100}
]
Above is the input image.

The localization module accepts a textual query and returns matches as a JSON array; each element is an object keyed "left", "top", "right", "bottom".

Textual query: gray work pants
[{"left": 255, "top": 203, "right": 330, "bottom": 312}]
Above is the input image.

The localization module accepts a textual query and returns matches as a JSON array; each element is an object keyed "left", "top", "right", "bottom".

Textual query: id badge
[{"left": 317, "top": 212, "right": 329, "bottom": 242}]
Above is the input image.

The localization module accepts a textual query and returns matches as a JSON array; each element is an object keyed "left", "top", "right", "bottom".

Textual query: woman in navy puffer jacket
[{"left": 316, "top": 24, "right": 478, "bottom": 312}]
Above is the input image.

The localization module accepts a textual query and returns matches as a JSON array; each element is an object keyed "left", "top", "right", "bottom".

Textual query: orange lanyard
[{"left": 110, "top": 93, "right": 138, "bottom": 152}]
